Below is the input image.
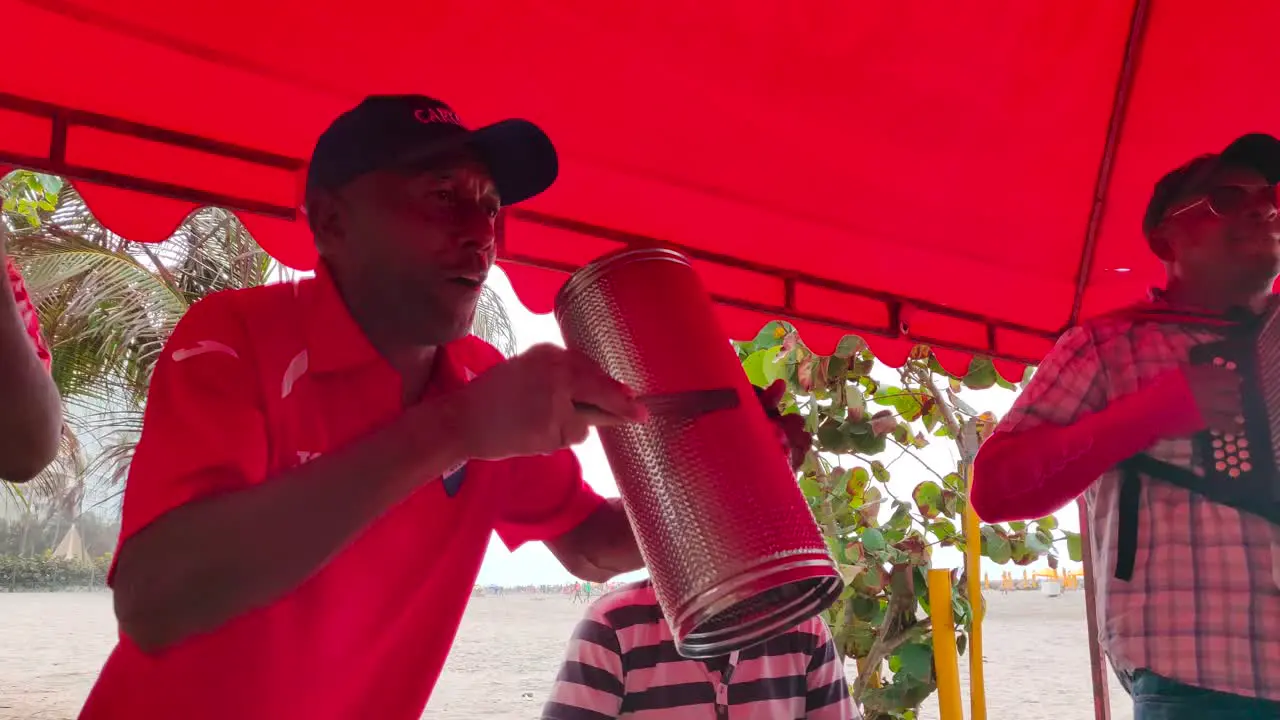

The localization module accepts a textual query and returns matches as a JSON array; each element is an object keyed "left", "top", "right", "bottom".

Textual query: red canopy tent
[
  {"left": 14, "top": 2, "right": 1276, "bottom": 717},
  {"left": 2, "top": 0, "right": 1274, "bottom": 381}
]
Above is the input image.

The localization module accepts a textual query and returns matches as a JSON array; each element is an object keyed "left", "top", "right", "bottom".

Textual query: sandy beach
[{"left": 0, "top": 590, "right": 1130, "bottom": 719}]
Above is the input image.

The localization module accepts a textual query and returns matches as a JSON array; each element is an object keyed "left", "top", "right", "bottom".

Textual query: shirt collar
[
  {"left": 1147, "top": 286, "right": 1276, "bottom": 315},
  {"left": 302, "top": 263, "right": 475, "bottom": 385},
  {"left": 303, "top": 263, "right": 383, "bottom": 373}
]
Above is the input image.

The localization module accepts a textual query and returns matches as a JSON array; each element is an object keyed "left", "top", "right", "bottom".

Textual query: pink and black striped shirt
[{"left": 542, "top": 581, "right": 858, "bottom": 720}]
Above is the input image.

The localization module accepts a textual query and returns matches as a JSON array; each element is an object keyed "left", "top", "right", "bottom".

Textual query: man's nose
[
  {"left": 455, "top": 205, "right": 496, "bottom": 251},
  {"left": 1251, "top": 202, "right": 1279, "bottom": 224},
  {"left": 1242, "top": 189, "right": 1279, "bottom": 223}
]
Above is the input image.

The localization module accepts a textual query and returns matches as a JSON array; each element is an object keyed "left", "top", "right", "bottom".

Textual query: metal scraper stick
[{"left": 573, "top": 387, "right": 740, "bottom": 420}]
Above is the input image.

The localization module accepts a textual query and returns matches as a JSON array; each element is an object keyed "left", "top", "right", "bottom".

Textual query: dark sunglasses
[{"left": 1165, "top": 183, "right": 1280, "bottom": 223}]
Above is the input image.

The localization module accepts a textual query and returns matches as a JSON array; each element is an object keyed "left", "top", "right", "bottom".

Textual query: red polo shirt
[{"left": 80, "top": 268, "right": 605, "bottom": 720}]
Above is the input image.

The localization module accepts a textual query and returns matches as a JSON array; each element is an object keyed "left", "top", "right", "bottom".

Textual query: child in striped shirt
[{"left": 542, "top": 579, "right": 859, "bottom": 719}]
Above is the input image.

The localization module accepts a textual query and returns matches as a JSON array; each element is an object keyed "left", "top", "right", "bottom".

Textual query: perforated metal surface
[{"left": 555, "top": 248, "right": 842, "bottom": 658}]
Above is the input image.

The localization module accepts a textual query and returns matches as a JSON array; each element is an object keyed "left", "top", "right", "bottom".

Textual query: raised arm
[
  {"left": 545, "top": 497, "right": 645, "bottom": 582},
  {"left": 113, "top": 299, "right": 645, "bottom": 654},
  {"left": 0, "top": 252, "right": 60, "bottom": 483},
  {"left": 971, "top": 326, "right": 1227, "bottom": 523},
  {"left": 110, "top": 293, "right": 476, "bottom": 652}
]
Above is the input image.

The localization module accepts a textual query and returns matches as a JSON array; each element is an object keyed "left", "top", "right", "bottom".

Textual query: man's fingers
[
  {"left": 778, "top": 412, "right": 807, "bottom": 434},
  {"left": 570, "top": 401, "right": 642, "bottom": 428},
  {"left": 1205, "top": 371, "right": 1242, "bottom": 391},
  {"left": 1203, "top": 407, "right": 1244, "bottom": 435},
  {"left": 560, "top": 415, "right": 591, "bottom": 447},
  {"left": 760, "top": 379, "right": 786, "bottom": 408},
  {"left": 566, "top": 354, "right": 647, "bottom": 423}
]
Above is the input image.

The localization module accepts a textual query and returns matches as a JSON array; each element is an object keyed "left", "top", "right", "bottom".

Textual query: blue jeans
[{"left": 1132, "top": 671, "right": 1280, "bottom": 719}]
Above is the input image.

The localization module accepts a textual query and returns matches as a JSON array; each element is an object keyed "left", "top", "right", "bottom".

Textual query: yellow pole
[
  {"left": 961, "top": 465, "right": 987, "bottom": 720},
  {"left": 928, "top": 569, "right": 964, "bottom": 720}
]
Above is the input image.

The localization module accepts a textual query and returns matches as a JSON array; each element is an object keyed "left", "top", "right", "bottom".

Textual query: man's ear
[
  {"left": 306, "top": 190, "right": 345, "bottom": 255},
  {"left": 1146, "top": 227, "right": 1176, "bottom": 263}
]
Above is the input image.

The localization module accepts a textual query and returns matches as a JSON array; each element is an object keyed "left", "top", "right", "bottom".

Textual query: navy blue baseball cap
[
  {"left": 304, "top": 94, "right": 558, "bottom": 208},
  {"left": 1143, "top": 133, "right": 1280, "bottom": 237}
]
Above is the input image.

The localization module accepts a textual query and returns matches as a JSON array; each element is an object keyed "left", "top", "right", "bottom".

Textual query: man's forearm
[
  {"left": 548, "top": 498, "right": 644, "bottom": 582},
  {"left": 113, "top": 395, "right": 471, "bottom": 653},
  {"left": 972, "top": 370, "right": 1201, "bottom": 523},
  {"left": 0, "top": 266, "right": 61, "bottom": 483}
]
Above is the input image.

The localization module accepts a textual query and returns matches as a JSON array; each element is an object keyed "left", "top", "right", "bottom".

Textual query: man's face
[
  {"left": 1157, "top": 165, "right": 1280, "bottom": 293},
  {"left": 314, "top": 153, "right": 500, "bottom": 345}
]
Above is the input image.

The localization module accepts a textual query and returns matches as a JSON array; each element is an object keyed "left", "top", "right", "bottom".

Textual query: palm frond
[
  {"left": 3, "top": 169, "right": 517, "bottom": 514},
  {"left": 17, "top": 235, "right": 189, "bottom": 401},
  {"left": 21, "top": 422, "right": 87, "bottom": 522},
  {"left": 472, "top": 285, "right": 517, "bottom": 357},
  {"left": 3, "top": 175, "right": 277, "bottom": 505},
  {"left": 64, "top": 393, "right": 145, "bottom": 496}
]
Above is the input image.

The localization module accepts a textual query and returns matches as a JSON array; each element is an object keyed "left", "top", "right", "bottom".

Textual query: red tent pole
[
  {"left": 1078, "top": 498, "right": 1111, "bottom": 720},
  {"left": 1067, "top": 0, "right": 1153, "bottom": 328},
  {"left": 1069, "top": 6, "right": 1150, "bottom": 715}
]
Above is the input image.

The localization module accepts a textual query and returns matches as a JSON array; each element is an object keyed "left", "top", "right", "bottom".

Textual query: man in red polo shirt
[
  {"left": 1, "top": 233, "right": 60, "bottom": 483},
  {"left": 80, "top": 95, "right": 808, "bottom": 720}
]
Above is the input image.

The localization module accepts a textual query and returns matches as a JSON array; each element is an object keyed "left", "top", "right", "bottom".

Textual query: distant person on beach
[
  {"left": 972, "top": 134, "right": 1280, "bottom": 719},
  {"left": 78, "top": 94, "right": 810, "bottom": 720},
  {"left": 541, "top": 579, "right": 859, "bottom": 720},
  {"left": 0, "top": 231, "right": 60, "bottom": 483}
]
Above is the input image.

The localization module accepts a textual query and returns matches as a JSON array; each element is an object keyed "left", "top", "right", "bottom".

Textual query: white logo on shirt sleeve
[
  {"left": 281, "top": 350, "right": 309, "bottom": 399},
  {"left": 172, "top": 340, "right": 240, "bottom": 362}
]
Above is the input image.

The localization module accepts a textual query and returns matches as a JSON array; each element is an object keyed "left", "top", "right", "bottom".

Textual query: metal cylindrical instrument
[{"left": 555, "top": 247, "right": 843, "bottom": 658}]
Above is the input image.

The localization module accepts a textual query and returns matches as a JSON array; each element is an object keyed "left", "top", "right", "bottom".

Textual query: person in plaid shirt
[
  {"left": 973, "top": 134, "right": 1280, "bottom": 719},
  {"left": 0, "top": 234, "right": 59, "bottom": 483}
]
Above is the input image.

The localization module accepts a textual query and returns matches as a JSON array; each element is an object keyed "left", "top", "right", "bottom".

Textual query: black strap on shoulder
[
  {"left": 1116, "top": 452, "right": 1280, "bottom": 581},
  {"left": 1115, "top": 460, "right": 1142, "bottom": 581},
  {"left": 1115, "top": 454, "right": 1206, "bottom": 581}
]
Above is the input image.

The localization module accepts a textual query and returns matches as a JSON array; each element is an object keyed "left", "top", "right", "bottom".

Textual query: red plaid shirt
[
  {"left": 992, "top": 295, "right": 1280, "bottom": 701},
  {"left": 6, "top": 256, "right": 50, "bottom": 370}
]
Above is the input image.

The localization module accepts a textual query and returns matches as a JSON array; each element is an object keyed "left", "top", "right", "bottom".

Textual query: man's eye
[{"left": 434, "top": 189, "right": 456, "bottom": 203}]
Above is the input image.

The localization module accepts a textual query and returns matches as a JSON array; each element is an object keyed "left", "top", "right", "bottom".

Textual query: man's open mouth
[{"left": 447, "top": 273, "right": 486, "bottom": 289}]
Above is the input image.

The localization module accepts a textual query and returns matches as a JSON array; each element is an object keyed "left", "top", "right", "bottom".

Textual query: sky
[{"left": 472, "top": 267, "right": 1082, "bottom": 586}]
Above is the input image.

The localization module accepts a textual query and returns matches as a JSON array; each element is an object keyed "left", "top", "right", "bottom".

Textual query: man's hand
[
  {"left": 456, "top": 344, "right": 648, "bottom": 460},
  {"left": 1183, "top": 364, "right": 1244, "bottom": 435},
  {"left": 756, "top": 379, "right": 811, "bottom": 471}
]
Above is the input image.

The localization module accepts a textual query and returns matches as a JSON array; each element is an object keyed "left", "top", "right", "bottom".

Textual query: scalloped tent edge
[{"left": 0, "top": 97, "right": 1040, "bottom": 383}]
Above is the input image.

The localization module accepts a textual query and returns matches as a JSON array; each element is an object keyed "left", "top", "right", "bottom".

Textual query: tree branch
[
  {"left": 853, "top": 616, "right": 933, "bottom": 699},
  {"left": 874, "top": 443, "right": 951, "bottom": 486},
  {"left": 913, "top": 365, "right": 962, "bottom": 439}
]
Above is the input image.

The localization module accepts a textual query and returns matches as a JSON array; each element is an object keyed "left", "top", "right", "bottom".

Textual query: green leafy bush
[
  {"left": 738, "top": 322, "right": 1076, "bottom": 720},
  {"left": 0, "top": 552, "right": 111, "bottom": 591}
]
